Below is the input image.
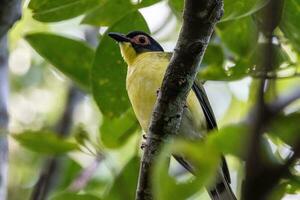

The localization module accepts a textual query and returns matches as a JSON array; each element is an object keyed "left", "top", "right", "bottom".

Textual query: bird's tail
[{"left": 208, "top": 172, "right": 237, "bottom": 200}]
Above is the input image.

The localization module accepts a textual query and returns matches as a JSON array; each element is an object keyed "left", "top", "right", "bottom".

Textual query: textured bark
[
  {"left": 135, "top": 0, "right": 224, "bottom": 199},
  {"left": 0, "top": 1, "right": 21, "bottom": 199}
]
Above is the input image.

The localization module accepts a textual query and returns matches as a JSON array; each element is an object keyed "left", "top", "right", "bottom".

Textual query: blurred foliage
[
  {"left": 12, "top": 130, "right": 79, "bottom": 154},
  {"left": 5, "top": 0, "right": 300, "bottom": 199}
]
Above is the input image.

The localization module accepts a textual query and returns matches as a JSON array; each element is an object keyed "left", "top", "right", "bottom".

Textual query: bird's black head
[{"left": 108, "top": 31, "right": 164, "bottom": 53}]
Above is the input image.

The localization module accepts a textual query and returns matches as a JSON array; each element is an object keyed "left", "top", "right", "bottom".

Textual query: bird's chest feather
[{"left": 126, "top": 54, "right": 167, "bottom": 130}]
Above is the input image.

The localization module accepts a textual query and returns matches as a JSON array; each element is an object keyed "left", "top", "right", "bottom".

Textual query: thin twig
[
  {"left": 135, "top": 1, "right": 224, "bottom": 199},
  {"left": 68, "top": 153, "right": 103, "bottom": 192},
  {"left": 0, "top": 1, "right": 22, "bottom": 199}
]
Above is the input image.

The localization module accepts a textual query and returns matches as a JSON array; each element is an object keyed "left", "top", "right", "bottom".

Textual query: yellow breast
[{"left": 126, "top": 52, "right": 205, "bottom": 133}]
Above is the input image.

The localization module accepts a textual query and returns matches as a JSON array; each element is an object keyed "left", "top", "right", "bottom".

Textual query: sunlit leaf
[
  {"left": 25, "top": 33, "right": 94, "bottom": 90},
  {"left": 28, "top": 0, "right": 100, "bottom": 22},
  {"left": 12, "top": 131, "right": 79, "bottom": 154},
  {"left": 91, "top": 11, "right": 149, "bottom": 117},
  {"left": 280, "top": 0, "right": 300, "bottom": 52},
  {"left": 100, "top": 109, "right": 139, "bottom": 148},
  {"left": 50, "top": 193, "right": 101, "bottom": 200}
]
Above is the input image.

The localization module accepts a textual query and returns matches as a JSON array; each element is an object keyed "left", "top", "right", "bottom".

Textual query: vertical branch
[
  {"left": 243, "top": 0, "right": 286, "bottom": 199},
  {"left": 0, "top": 35, "right": 9, "bottom": 200},
  {"left": 0, "top": 1, "right": 22, "bottom": 199},
  {"left": 135, "top": 0, "right": 224, "bottom": 199}
]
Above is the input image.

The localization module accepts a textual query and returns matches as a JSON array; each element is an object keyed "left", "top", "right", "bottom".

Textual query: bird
[{"left": 108, "top": 31, "right": 236, "bottom": 200}]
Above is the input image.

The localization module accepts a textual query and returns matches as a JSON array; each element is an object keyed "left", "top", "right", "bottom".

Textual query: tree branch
[
  {"left": 135, "top": 1, "right": 223, "bottom": 199},
  {"left": 68, "top": 153, "right": 103, "bottom": 192},
  {"left": 0, "top": 1, "right": 21, "bottom": 199},
  {"left": 243, "top": 1, "right": 289, "bottom": 199}
]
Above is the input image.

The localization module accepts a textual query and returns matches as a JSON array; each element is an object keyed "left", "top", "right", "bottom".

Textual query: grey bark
[
  {"left": 135, "top": 0, "right": 224, "bottom": 199},
  {"left": 0, "top": 1, "right": 21, "bottom": 199}
]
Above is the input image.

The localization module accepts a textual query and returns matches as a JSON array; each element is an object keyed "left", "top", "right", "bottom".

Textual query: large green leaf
[
  {"left": 50, "top": 193, "right": 101, "bottom": 200},
  {"left": 100, "top": 109, "right": 139, "bottom": 148},
  {"left": 280, "top": 0, "right": 300, "bottom": 52},
  {"left": 82, "top": 0, "right": 134, "bottom": 26},
  {"left": 103, "top": 156, "right": 140, "bottom": 200},
  {"left": 82, "top": 0, "right": 160, "bottom": 26},
  {"left": 169, "top": 0, "right": 269, "bottom": 21},
  {"left": 28, "top": 0, "right": 100, "bottom": 22},
  {"left": 25, "top": 33, "right": 94, "bottom": 90},
  {"left": 12, "top": 131, "right": 80, "bottom": 154},
  {"left": 217, "top": 17, "right": 258, "bottom": 57},
  {"left": 222, "top": 0, "right": 269, "bottom": 21},
  {"left": 91, "top": 11, "right": 150, "bottom": 117}
]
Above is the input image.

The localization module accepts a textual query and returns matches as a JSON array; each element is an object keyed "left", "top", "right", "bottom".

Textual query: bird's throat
[{"left": 119, "top": 42, "right": 137, "bottom": 65}]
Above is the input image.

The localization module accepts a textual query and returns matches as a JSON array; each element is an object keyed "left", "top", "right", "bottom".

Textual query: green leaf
[
  {"left": 100, "top": 109, "right": 139, "bottom": 148},
  {"left": 50, "top": 193, "right": 101, "bottom": 200},
  {"left": 56, "top": 158, "right": 82, "bottom": 191},
  {"left": 12, "top": 131, "right": 79, "bottom": 154},
  {"left": 25, "top": 33, "right": 94, "bottom": 90},
  {"left": 269, "top": 112, "right": 300, "bottom": 146},
  {"left": 28, "top": 0, "right": 100, "bottom": 22},
  {"left": 280, "top": 0, "right": 300, "bottom": 52},
  {"left": 82, "top": 0, "right": 160, "bottom": 26},
  {"left": 217, "top": 17, "right": 258, "bottom": 56},
  {"left": 222, "top": 0, "right": 269, "bottom": 21},
  {"left": 153, "top": 140, "right": 220, "bottom": 200},
  {"left": 91, "top": 11, "right": 150, "bottom": 117},
  {"left": 169, "top": 0, "right": 269, "bottom": 21},
  {"left": 168, "top": 0, "right": 184, "bottom": 17},
  {"left": 207, "top": 124, "right": 249, "bottom": 159},
  {"left": 202, "top": 44, "right": 225, "bottom": 67},
  {"left": 82, "top": 0, "right": 134, "bottom": 26},
  {"left": 103, "top": 156, "right": 140, "bottom": 200}
]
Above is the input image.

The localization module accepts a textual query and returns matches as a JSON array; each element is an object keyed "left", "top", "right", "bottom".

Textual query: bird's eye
[
  {"left": 139, "top": 36, "right": 146, "bottom": 43},
  {"left": 132, "top": 35, "right": 150, "bottom": 45}
]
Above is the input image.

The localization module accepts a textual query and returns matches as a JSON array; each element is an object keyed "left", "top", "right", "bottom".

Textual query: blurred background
[{"left": 2, "top": 0, "right": 300, "bottom": 200}]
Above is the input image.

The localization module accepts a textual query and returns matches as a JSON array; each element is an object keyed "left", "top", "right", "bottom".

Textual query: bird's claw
[
  {"left": 156, "top": 88, "right": 160, "bottom": 96},
  {"left": 140, "top": 142, "right": 147, "bottom": 150}
]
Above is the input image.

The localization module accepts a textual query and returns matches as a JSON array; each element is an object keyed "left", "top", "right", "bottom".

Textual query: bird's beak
[{"left": 108, "top": 32, "right": 130, "bottom": 42}]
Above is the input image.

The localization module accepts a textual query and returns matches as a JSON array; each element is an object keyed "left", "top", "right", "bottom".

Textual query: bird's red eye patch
[{"left": 131, "top": 35, "right": 150, "bottom": 45}]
